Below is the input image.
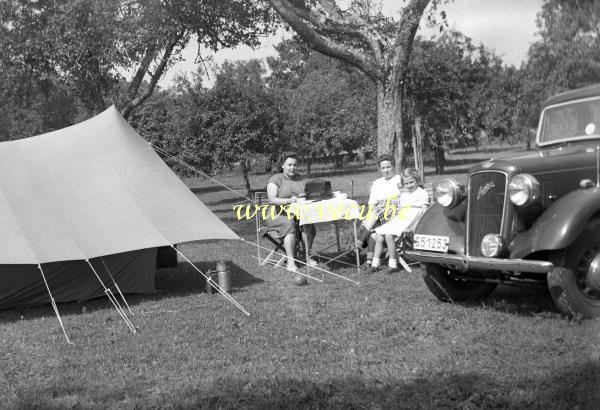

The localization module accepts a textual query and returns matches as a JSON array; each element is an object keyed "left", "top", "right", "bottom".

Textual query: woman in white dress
[{"left": 354, "top": 155, "right": 401, "bottom": 267}]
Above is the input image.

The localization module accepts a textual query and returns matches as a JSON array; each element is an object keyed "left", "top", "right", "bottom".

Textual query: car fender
[
  {"left": 413, "top": 201, "right": 466, "bottom": 255},
  {"left": 510, "top": 187, "right": 600, "bottom": 259}
]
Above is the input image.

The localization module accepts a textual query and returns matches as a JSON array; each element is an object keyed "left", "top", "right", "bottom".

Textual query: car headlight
[
  {"left": 434, "top": 178, "right": 464, "bottom": 208},
  {"left": 508, "top": 174, "right": 539, "bottom": 206},
  {"left": 481, "top": 234, "right": 505, "bottom": 257}
]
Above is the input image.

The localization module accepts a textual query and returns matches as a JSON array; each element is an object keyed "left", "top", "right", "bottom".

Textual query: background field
[{"left": 1, "top": 147, "right": 599, "bottom": 409}]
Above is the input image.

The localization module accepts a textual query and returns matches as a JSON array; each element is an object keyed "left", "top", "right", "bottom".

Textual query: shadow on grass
[
  {"left": 304, "top": 164, "right": 376, "bottom": 180},
  {"left": 205, "top": 196, "right": 252, "bottom": 207},
  {"left": 422, "top": 157, "right": 488, "bottom": 177},
  {"left": 480, "top": 284, "right": 557, "bottom": 316},
  {"left": 424, "top": 166, "right": 473, "bottom": 177},
  {"left": 190, "top": 185, "right": 229, "bottom": 195},
  {"left": 0, "top": 262, "right": 262, "bottom": 324},
  {"left": 450, "top": 145, "right": 527, "bottom": 155},
  {"left": 11, "top": 358, "right": 598, "bottom": 408},
  {"left": 441, "top": 284, "right": 558, "bottom": 318},
  {"left": 312, "top": 250, "right": 363, "bottom": 271},
  {"left": 154, "top": 260, "right": 262, "bottom": 299},
  {"left": 137, "top": 362, "right": 598, "bottom": 408}
]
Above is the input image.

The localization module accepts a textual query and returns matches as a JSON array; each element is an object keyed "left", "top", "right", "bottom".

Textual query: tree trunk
[
  {"left": 241, "top": 160, "right": 252, "bottom": 197},
  {"left": 413, "top": 117, "right": 425, "bottom": 183},
  {"left": 377, "top": 81, "right": 403, "bottom": 173},
  {"left": 434, "top": 146, "right": 446, "bottom": 174},
  {"left": 306, "top": 157, "right": 311, "bottom": 176},
  {"left": 264, "top": 158, "right": 272, "bottom": 174}
]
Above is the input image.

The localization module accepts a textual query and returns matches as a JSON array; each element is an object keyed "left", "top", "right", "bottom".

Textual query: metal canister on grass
[
  {"left": 205, "top": 271, "right": 218, "bottom": 294},
  {"left": 216, "top": 259, "right": 231, "bottom": 293}
]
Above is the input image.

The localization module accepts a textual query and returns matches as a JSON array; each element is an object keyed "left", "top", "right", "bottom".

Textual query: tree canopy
[
  {"left": 6, "top": 0, "right": 600, "bottom": 183},
  {"left": 0, "top": 0, "right": 275, "bottom": 140}
]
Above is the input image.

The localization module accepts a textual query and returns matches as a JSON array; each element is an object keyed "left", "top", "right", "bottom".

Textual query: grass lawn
[{"left": 1, "top": 148, "right": 599, "bottom": 408}]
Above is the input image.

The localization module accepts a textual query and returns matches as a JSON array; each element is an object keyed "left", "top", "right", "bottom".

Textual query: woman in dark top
[{"left": 264, "top": 152, "right": 316, "bottom": 272}]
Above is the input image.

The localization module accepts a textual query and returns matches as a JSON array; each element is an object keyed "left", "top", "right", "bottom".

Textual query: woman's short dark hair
[
  {"left": 377, "top": 154, "right": 393, "bottom": 166},
  {"left": 280, "top": 151, "right": 298, "bottom": 164}
]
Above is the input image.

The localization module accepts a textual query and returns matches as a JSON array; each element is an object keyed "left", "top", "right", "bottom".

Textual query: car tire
[
  {"left": 548, "top": 220, "right": 600, "bottom": 318},
  {"left": 423, "top": 263, "right": 497, "bottom": 302}
]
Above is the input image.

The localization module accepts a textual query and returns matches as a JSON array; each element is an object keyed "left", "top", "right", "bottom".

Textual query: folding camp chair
[{"left": 255, "top": 191, "right": 304, "bottom": 268}]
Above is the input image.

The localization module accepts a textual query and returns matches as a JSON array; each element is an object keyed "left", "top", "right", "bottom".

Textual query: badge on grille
[{"left": 477, "top": 181, "right": 495, "bottom": 200}]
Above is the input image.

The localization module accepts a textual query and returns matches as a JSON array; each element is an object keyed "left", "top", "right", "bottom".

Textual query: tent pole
[
  {"left": 170, "top": 245, "right": 250, "bottom": 316},
  {"left": 100, "top": 257, "right": 133, "bottom": 315},
  {"left": 86, "top": 260, "right": 137, "bottom": 333},
  {"left": 37, "top": 264, "right": 73, "bottom": 344}
]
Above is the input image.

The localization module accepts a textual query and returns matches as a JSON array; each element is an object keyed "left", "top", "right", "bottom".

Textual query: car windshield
[{"left": 538, "top": 97, "right": 600, "bottom": 145}]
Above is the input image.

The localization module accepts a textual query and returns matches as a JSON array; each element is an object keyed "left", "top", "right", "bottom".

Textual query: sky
[{"left": 160, "top": 0, "right": 544, "bottom": 87}]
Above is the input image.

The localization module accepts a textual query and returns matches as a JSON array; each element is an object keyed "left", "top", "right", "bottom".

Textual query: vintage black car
[{"left": 405, "top": 84, "right": 600, "bottom": 318}]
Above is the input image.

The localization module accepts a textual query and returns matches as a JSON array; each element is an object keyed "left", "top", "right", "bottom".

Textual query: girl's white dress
[{"left": 374, "top": 187, "right": 429, "bottom": 236}]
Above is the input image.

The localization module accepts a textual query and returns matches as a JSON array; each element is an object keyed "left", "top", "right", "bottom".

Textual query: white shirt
[
  {"left": 368, "top": 175, "right": 401, "bottom": 205},
  {"left": 375, "top": 187, "right": 430, "bottom": 236},
  {"left": 399, "top": 186, "right": 429, "bottom": 207}
]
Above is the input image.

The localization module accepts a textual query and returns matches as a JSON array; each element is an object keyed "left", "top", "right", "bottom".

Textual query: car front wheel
[
  {"left": 423, "top": 263, "right": 497, "bottom": 302},
  {"left": 548, "top": 219, "right": 600, "bottom": 318}
]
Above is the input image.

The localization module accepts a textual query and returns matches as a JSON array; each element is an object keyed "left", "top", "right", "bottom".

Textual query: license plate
[{"left": 413, "top": 234, "right": 449, "bottom": 253}]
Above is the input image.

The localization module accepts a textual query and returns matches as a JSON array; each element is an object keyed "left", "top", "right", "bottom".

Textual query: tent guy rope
[
  {"left": 87, "top": 260, "right": 137, "bottom": 333},
  {"left": 100, "top": 258, "right": 134, "bottom": 315},
  {"left": 37, "top": 264, "right": 73, "bottom": 344},
  {"left": 150, "top": 143, "right": 361, "bottom": 285},
  {"left": 171, "top": 245, "right": 250, "bottom": 316},
  {"left": 240, "top": 239, "right": 360, "bottom": 285},
  {"left": 151, "top": 144, "right": 254, "bottom": 203}
]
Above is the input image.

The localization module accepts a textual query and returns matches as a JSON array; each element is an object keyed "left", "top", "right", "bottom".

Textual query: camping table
[{"left": 289, "top": 197, "right": 362, "bottom": 273}]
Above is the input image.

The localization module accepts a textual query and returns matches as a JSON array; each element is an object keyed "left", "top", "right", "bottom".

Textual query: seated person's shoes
[
  {"left": 361, "top": 258, "right": 373, "bottom": 273},
  {"left": 306, "top": 257, "right": 319, "bottom": 267},
  {"left": 365, "top": 265, "right": 380, "bottom": 274}
]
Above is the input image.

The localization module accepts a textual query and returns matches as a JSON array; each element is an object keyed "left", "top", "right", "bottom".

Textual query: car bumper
[{"left": 404, "top": 250, "right": 554, "bottom": 274}]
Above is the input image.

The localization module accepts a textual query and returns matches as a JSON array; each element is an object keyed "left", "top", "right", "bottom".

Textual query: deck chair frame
[{"left": 255, "top": 191, "right": 305, "bottom": 268}]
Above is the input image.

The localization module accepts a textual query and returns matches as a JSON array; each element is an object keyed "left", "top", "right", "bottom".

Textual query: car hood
[{"left": 469, "top": 144, "right": 600, "bottom": 176}]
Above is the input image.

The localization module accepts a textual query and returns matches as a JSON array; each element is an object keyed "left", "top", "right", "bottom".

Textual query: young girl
[{"left": 370, "top": 168, "right": 429, "bottom": 272}]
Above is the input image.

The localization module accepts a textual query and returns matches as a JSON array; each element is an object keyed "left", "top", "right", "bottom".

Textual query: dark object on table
[{"left": 305, "top": 179, "right": 332, "bottom": 200}]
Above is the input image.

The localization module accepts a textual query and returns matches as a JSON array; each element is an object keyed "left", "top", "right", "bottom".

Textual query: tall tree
[
  {"left": 267, "top": 40, "right": 376, "bottom": 173},
  {"left": 131, "top": 61, "right": 284, "bottom": 194},
  {"left": 408, "top": 32, "right": 482, "bottom": 173},
  {"left": 524, "top": 0, "right": 600, "bottom": 122},
  {"left": 267, "top": 0, "right": 443, "bottom": 170},
  {"left": 0, "top": 0, "right": 275, "bottom": 135},
  {"left": 207, "top": 60, "right": 284, "bottom": 195},
  {"left": 407, "top": 32, "right": 524, "bottom": 173}
]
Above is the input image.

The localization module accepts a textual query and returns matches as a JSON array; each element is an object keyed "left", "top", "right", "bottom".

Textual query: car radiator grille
[{"left": 467, "top": 171, "right": 507, "bottom": 256}]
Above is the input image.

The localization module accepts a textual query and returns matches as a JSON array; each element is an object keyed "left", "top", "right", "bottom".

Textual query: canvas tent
[{"left": 0, "top": 106, "right": 239, "bottom": 310}]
